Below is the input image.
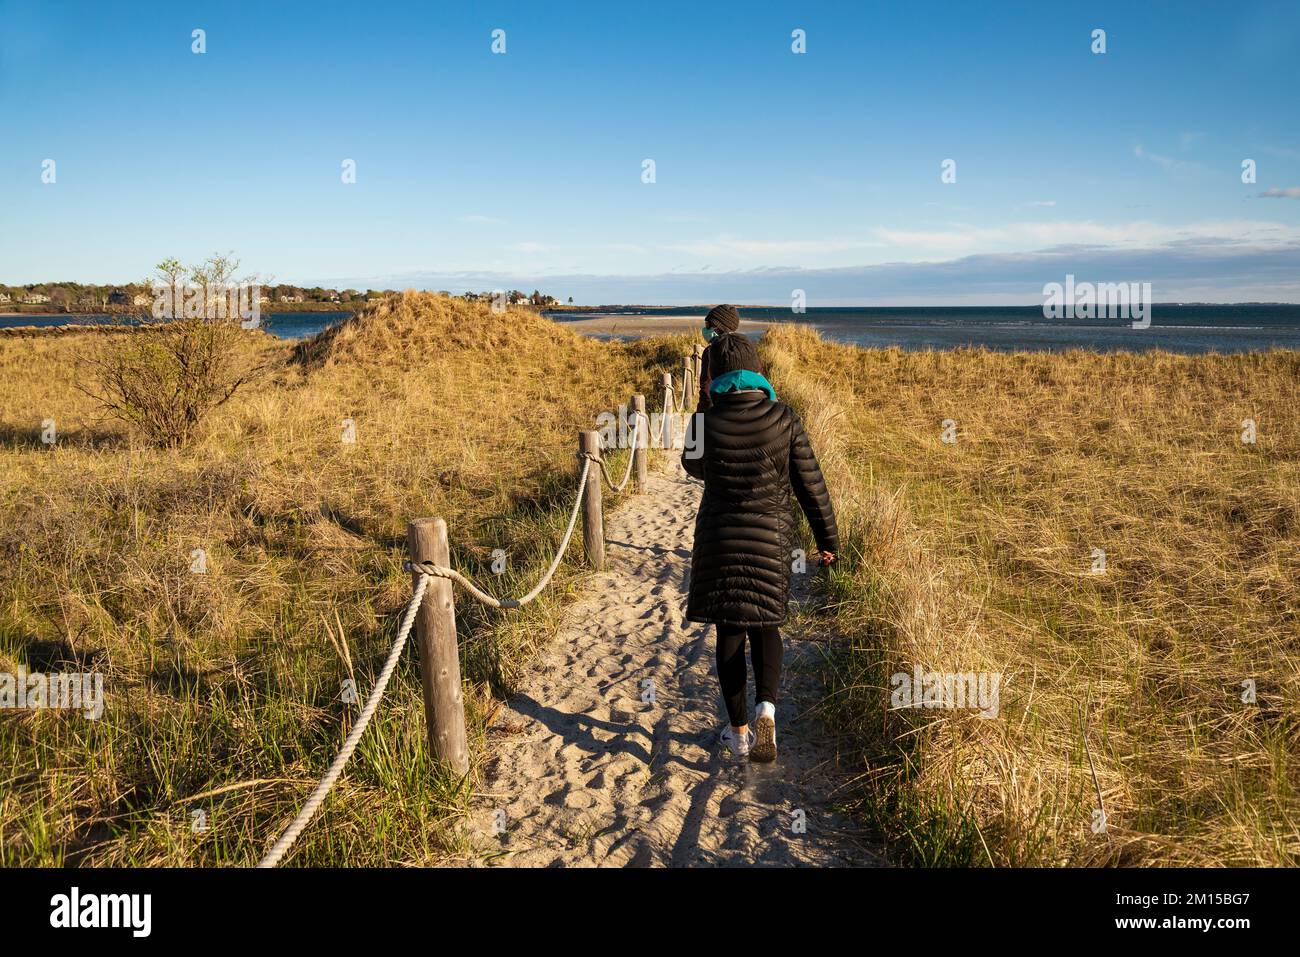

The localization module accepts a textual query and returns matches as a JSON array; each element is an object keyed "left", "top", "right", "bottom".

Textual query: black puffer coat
[{"left": 681, "top": 390, "right": 839, "bottom": 626}]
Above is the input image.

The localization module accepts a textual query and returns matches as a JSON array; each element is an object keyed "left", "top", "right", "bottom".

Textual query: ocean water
[
  {"left": 5, "top": 306, "right": 1300, "bottom": 353},
  {"left": 549, "top": 305, "right": 1300, "bottom": 354}
]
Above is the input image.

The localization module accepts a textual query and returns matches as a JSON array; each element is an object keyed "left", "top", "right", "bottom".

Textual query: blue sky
[{"left": 2, "top": 0, "right": 1298, "bottom": 303}]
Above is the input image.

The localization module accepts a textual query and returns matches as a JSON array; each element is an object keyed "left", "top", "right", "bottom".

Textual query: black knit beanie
[
  {"left": 709, "top": 331, "right": 762, "bottom": 377},
  {"left": 705, "top": 303, "right": 741, "bottom": 333}
]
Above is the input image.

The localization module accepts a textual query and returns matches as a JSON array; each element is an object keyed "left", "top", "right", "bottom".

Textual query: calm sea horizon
[{"left": 4, "top": 305, "right": 1300, "bottom": 354}]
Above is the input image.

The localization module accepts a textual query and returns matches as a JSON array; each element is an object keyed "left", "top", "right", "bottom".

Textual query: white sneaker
[
  {"left": 719, "top": 725, "right": 755, "bottom": 758},
  {"left": 751, "top": 701, "right": 777, "bottom": 763}
]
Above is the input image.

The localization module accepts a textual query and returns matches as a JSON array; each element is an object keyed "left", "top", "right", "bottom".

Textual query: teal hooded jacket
[{"left": 707, "top": 369, "right": 777, "bottom": 402}]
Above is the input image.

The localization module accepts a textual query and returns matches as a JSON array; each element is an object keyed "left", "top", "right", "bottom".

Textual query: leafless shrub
[{"left": 81, "top": 255, "right": 268, "bottom": 447}]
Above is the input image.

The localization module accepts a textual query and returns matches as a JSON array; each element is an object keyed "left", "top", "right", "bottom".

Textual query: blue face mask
[{"left": 702, "top": 326, "right": 718, "bottom": 341}]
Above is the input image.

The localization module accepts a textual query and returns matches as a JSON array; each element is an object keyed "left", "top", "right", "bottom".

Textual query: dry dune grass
[
  {"left": 6, "top": 299, "right": 1295, "bottom": 868},
  {"left": 763, "top": 325, "right": 1300, "bottom": 866},
  {"left": 0, "top": 293, "right": 682, "bottom": 866}
]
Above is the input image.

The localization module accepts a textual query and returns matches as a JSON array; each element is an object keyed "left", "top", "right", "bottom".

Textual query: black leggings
[{"left": 715, "top": 624, "right": 782, "bottom": 727}]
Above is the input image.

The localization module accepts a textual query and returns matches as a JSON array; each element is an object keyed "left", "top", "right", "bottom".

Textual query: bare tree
[{"left": 80, "top": 255, "right": 268, "bottom": 447}]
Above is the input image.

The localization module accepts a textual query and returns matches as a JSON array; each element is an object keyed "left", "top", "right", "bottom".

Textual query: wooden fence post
[
  {"left": 682, "top": 355, "right": 694, "bottom": 409},
  {"left": 659, "top": 372, "right": 673, "bottom": 448},
  {"left": 693, "top": 343, "right": 704, "bottom": 385},
  {"left": 406, "top": 517, "right": 469, "bottom": 776},
  {"left": 631, "top": 393, "right": 648, "bottom": 492},
  {"left": 579, "top": 430, "right": 605, "bottom": 570}
]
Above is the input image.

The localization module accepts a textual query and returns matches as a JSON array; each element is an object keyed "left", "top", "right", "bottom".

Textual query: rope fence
[
  {"left": 258, "top": 354, "right": 701, "bottom": 867},
  {"left": 588, "top": 409, "right": 650, "bottom": 492},
  {"left": 410, "top": 457, "right": 590, "bottom": 610},
  {"left": 258, "top": 575, "right": 430, "bottom": 868}
]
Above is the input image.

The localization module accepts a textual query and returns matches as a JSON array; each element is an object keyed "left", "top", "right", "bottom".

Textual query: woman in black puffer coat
[{"left": 681, "top": 330, "right": 838, "bottom": 763}]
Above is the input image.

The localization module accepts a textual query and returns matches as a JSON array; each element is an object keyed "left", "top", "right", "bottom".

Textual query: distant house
[
  {"left": 0, "top": 292, "right": 10, "bottom": 303},
  {"left": 279, "top": 293, "right": 304, "bottom": 304},
  {"left": 132, "top": 293, "right": 152, "bottom": 307},
  {"left": 21, "top": 292, "right": 51, "bottom": 304}
]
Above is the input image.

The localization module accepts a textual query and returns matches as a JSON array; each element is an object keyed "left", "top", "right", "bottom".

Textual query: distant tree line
[
  {"left": 0, "top": 282, "right": 398, "bottom": 312},
  {"left": 2, "top": 283, "right": 571, "bottom": 311},
  {"left": 456, "top": 290, "right": 570, "bottom": 307}
]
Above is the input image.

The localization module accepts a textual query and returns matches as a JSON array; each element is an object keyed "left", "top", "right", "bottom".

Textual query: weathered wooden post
[
  {"left": 579, "top": 430, "right": 605, "bottom": 570},
  {"left": 406, "top": 517, "right": 469, "bottom": 776},
  {"left": 631, "top": 393, "right": 648, "bottom": 492},
  {"left": 682, "top": 354, "right": 694, "bottom": 409},
  {"left": 659, "top": 372, "right": 673, "bottom": 448},
  {"left": 693, "top": 342, "right": 705, "bottom": 385}
]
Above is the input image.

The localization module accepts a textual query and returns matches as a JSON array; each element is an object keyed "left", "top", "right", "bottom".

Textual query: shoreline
[
  {"left": 555, "top": 314, "right": 772, "bottom": 338},
  {"left": 6, "top": 308, "right": 1299, "bottom": 355},
  {"left": 0, "top": 308, "right": 354, "bottom": 318}
]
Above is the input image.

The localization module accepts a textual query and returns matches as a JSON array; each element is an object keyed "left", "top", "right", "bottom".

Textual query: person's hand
[{"left": 818, "top": 550, "right": 836, "bottom": 567}]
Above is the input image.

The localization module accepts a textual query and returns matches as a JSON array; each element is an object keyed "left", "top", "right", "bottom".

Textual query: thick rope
[
  {"left": 258, "top": 451, "right": 593, "bottom": 863},
  {"left": 257, "top": 573, "right": 430, "bottom": 868},
  {"left": 662, "top": 382, "right": 690, "bottom": 448},
  {"left": 410, "top": 409, "right": 650, "bottom": 607},
  {"left": 659, "top": 386, "right": 677, "bottom": 446},
  {"left": 410, "top": 457, "right": 591, "bottom": 608},
  {"left": 589, "top": 411, "right": 647, "bottom": 493},
  {"left": 257, "top": 372, "right": 689, "bottom": 866}
]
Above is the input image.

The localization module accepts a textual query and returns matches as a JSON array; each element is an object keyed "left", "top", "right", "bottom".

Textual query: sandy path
[{"left": 471, "top": 458, "right": 881, "bottom": 867}]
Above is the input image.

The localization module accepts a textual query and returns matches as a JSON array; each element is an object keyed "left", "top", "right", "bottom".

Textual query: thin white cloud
[
  {"left": 873, "top": 219, "right": 1300, "bottom": 253},
  {"left": 1258, "top": 187, "right": 1300, "bottom": 198},
  {"left": 1134, "top": 144, "right": 1212, "bottom": 176},
  {"left": 1135, "top": 144, "right": 1171, "bottom": 168},
  {"left": 339, "top": 233, "right": 1300, "bottom": 304},
  {"left": 351, "top": 220, "right": 1300, "bottom": 297},
  {"left": 664, "top": 237, "right": 887, "bottom": 260},
  {"left": 654, "top": 211, "right": 711, "bottom": 224},
  {"left": 1261, "top": 145, "right": 1300, "bottom": 161}
]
